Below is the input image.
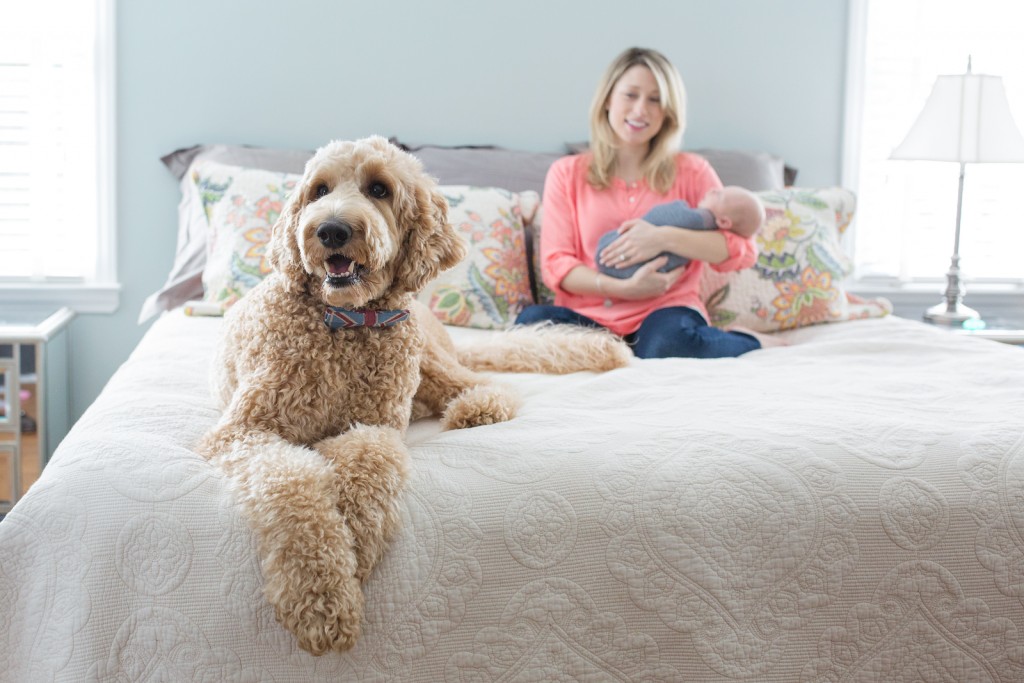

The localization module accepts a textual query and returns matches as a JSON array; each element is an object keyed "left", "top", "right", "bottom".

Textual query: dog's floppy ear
[
  {"left": 268, "top": 181, "right": 307, "bottom": 282},
  {"left": 394, "top": 185, "right": 466, "bottom": 294}
]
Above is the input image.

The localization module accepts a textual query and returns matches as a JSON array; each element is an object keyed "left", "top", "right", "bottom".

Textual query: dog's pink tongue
[{"left": 327, "top": 255, "right": 353, "bottom": 275}]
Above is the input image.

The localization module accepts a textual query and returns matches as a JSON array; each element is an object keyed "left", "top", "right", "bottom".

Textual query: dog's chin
[
  {"left": 320, "top": 273, "right": 391, "bottom": 309},
  {"left": 319, "top": 272, "right": 364, "bottom": 304}
]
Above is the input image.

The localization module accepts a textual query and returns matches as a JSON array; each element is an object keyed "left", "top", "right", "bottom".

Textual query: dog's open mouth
[{"left": 325, "top": 254, "right": 364, "bottom": 287}]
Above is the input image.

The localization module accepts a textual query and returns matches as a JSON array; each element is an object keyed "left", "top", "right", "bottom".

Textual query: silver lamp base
[
  {"left": 923, "top": 248, "right": 980, "bottom": 326},
  {"left": 923, "top": 299, "right": 979, "bottom": 326}
]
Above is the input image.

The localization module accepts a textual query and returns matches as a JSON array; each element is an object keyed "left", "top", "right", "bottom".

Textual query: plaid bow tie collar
[{"left": 323, "top": 306, "right": 411, "bottom": 330}]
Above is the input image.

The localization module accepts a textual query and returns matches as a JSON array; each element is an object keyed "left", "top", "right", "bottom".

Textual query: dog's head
[{"left": 269, "top": 136, "right": 465, "bottom": 309}]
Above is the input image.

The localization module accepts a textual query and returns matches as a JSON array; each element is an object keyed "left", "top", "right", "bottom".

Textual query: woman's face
[{"left": 605, "top": 65, "right": 665, "bottom": 151}]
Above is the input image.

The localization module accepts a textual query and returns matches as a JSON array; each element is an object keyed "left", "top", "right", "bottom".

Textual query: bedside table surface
[
  {"left": 949, "top": 316, "right": 1024, "bottom": 344},
  {"left": 0, "top": 308, "right": 75, "bottom": 342}
]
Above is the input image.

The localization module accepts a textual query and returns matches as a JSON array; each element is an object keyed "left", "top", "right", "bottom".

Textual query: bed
[{"left": 3, "top": 142, "right": 1023, "bottom": 682}]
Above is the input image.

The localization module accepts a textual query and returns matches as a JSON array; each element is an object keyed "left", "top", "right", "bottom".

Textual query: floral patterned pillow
[
  {"left": 185, "top": 161, "right": 536, "bottom": 329},
  {"left": 418, "top": 186, "right": 536, "bottom": 329},
  {"left": 700, "top": 187, "right": 891, "bottom": 332},
  {"left": 189, "top": 160, "right": 296, "bottom": 314}
]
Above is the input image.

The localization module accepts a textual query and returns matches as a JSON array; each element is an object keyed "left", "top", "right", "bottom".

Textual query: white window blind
[
  {"left": 0, "top": 0, "right": 111, "bottom": 285},
  {"left": 848, "top": 0, "right": 1024, "bottom": 286}
]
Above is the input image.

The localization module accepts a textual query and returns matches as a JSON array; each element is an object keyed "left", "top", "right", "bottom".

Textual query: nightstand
[
  {"left": 0, "top": 307, "right": 74, "bottom": 514},
  {"left": 950, "top": 316, "right": 1024, "bottom": 346}
]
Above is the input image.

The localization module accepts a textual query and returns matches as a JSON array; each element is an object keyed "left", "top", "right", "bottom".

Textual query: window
[
  {"left": 0, "top": 0, "right": 117, "bottom": 312},
  {"left": 845, "top": 0, "right": 1024, "bottom": 287}
]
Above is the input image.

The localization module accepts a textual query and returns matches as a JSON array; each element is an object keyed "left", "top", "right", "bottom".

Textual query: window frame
[
  {"left": 0, "top": 0, "right": 119, "bottom": 314},
  {"left": 841, "top": 0, "right": 1024, "bottom": 318}
]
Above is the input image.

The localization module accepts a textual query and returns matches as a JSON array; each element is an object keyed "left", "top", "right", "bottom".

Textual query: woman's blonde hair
[{"left": 587, "top": 47, "right": 687, "bottom": 193}]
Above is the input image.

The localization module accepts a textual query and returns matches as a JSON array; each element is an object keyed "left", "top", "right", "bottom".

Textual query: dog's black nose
[{"left": 316, "top": 220, "right": 353, "bottom": 248}]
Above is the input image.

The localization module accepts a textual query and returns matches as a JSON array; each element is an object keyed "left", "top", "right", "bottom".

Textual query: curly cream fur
[
  {"left": 198, "top": 136, "right": 631, "bottom": 656},
  {"left": 455, "top": 322, "right": 633, "bottom": 374}
]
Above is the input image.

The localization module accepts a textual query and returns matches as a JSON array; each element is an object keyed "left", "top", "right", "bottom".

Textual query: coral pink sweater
[{"left": 540, "top": 152, "right": 757, "bottom": 335}]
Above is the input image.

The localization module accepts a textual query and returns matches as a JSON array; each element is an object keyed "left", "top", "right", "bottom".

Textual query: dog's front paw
[
  {"left": 280, "top": 575, "right": 365, "bottom": 655},
  {"left": 263, "top": 520, "right": 365, "bottom": 655},
  {"left": 316, "top": 425, "right": 409, "bottom": 583},
  {"left": 441, "top": 384, "right": 519, "bottom": 430}
]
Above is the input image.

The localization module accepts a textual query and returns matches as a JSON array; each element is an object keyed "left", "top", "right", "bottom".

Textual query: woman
[{"left": 515, "top": 47, "right": 760, "bottom": 359}]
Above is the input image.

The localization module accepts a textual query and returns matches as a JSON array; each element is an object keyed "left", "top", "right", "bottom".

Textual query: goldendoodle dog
[{"left": 199, "top": 136, "right": 631, "bottom": 655}]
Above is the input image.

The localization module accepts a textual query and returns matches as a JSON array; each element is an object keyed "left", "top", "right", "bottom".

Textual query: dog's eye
[
  {"left": 368, "top": 182, "right": 389, "bottom": 199},
  {"left": 314, "top": 183, "right": 330, "bottom": 200}
]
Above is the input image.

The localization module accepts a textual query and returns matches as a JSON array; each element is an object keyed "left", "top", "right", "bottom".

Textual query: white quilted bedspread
[{"left": 3, "top": 310, "right": 1024, "bottom": 682}]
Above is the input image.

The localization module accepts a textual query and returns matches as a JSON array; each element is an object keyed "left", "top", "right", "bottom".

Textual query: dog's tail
[{"left": 456, "top": 323, "right": 632, "bottom": 374}]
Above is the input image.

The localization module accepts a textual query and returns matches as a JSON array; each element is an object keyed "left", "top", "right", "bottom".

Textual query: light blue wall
[{"left": 68, "top": 0, "right": 850, "bottom": 420}]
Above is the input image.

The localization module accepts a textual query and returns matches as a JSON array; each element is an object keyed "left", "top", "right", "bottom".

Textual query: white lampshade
[{"left": 890, "top": 72, "right": 1024, "bottom": 163}]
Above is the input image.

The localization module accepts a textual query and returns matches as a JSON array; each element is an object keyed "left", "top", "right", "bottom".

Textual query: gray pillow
[
  {"left": 563, "top": 141, "right": 794, "bottom": 191},
  {"left": 162, "top": 140, "right": 565, "bottom": 192},
  {"left": 691, "top": 148, "right": 789, "bottom": 191},
  {"left": 391, "top": 140, "right": 563, "bottom": 195},
  {"left": 160, "top": 143, "right": 313, "bottom": 180}
]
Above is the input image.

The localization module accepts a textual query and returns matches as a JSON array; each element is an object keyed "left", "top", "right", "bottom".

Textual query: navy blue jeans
[{"left": 514, "top": 304, "right": 760, "bottom": 359}]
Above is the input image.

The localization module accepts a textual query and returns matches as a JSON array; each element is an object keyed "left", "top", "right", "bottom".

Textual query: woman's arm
[
  {"left": 598, "top": 219, "right": 730, "bottom": 268},
  {"left": 562, "top": 257, "right": 682, "bottom": 301},
  {"left": 538, "top": 159, "right": 588, "bottom": 293}
]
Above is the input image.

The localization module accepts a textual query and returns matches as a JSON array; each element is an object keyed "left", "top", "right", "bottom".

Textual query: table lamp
[{"left": 890, "top": 58, "right": 1024, "bottom": 325}]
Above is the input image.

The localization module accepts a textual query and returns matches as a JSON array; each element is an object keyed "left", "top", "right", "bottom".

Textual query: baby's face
[
  {"left": 699, "top": 186, "right": 763, "bottom": 237},
  {"left": 698, "top": 187, "right": 736, "bottom": 215}
]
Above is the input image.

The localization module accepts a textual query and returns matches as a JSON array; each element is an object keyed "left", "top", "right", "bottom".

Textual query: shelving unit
[{"left": 0, "top": 307, "right": 74, "bottom": 515}]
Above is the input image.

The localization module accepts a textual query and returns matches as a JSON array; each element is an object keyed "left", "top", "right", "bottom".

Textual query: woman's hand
[
  {"left": 609, "top": 256, "right": 683, "bottom": 300},
  {"left": 603, "top": 220, "right": 733, "bottom": 267},
  {"left": 599, "top": 219, "right": 666, "bottom": 270}
]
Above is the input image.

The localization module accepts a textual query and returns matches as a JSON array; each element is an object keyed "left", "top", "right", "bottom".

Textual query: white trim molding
[
  {"left": 840, "top": 0, "right": 867, "bottom": 266},
  {"left": 95, "top": 0, "right": 118, "bottom": 287},
  {"left": 0, "top": 283, "right": 121, "bottom": 314}
]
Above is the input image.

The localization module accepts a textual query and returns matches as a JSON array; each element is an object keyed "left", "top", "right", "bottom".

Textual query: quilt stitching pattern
[
  {"left": 0, "top": 479, "right": 91, "bottom": 681},
  {"left": 960, "top": 431, "right": 1024, "bottom": 606},
  {"left": 597, "top": 439, "right": 859, "bottom": 678},
  {"left": 878, "top": 476, "right": 950, "bottom": 551},
  {"left": 339, "top": 471, "right": 484, "bottom": 680},
  {"left": 446, "top": 578, "right": 683, "bottom": 681},
  {"left": 4, "top": 313, "right": 1024, "bottom": 681},
  {"left": 801, "top": 560, "right": 1024, "bottom": 682},
  {"left": 86, "top": 607, "right": 268, "bottom": 682}
]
